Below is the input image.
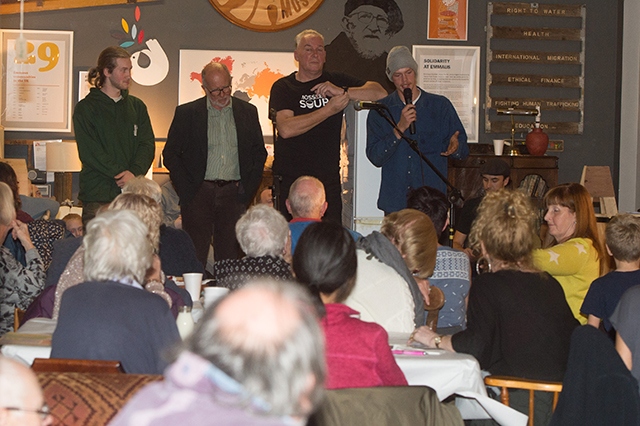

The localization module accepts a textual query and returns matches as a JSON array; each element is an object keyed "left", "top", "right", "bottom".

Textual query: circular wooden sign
[{"left": 209, "top": 0, "right": 324, "bottom": 32}]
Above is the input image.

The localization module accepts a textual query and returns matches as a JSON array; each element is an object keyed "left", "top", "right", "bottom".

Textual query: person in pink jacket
[{"left": 293, "top": 221, "right": 407, "bottom": 389}]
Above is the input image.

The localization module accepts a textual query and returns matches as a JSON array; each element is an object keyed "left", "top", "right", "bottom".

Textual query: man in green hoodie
[{"left": 73, "top": 46, "right": 155, "bottom": 224}]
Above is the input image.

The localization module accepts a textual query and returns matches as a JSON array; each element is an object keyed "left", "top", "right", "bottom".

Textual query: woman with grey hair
[
  {"left": 51, "top": 209, "right": 180, "bottom": 374},
  {"left": 214, "top": 204, "right": 293, "bottom": 290},
  {"left": 0, "top": 182, "right": 45, "bottom": 337}
]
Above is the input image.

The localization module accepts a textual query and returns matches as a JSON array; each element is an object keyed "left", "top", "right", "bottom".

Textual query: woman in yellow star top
[{"left": 533, "top": 183, "right": 607, "bottom": 324}]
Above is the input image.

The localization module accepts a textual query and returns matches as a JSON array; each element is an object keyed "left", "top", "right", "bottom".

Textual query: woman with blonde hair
[
  {"left": 344, "top": 209, "right": 438, "bottom": 333},
  {"left": 411, "top": 190, "right": 578, "bottom": 424},
  {"left": 533, "top": 183, "right": 606, "bottom": 324}
]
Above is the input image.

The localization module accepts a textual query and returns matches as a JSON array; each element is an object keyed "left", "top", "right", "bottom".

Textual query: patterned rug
[{"left": 37, "top": 372, "right": 162, "bottom": 425}]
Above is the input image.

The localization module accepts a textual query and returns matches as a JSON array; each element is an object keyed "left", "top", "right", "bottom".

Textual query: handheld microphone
[
  {"left": 403, "top": 88, "right": 416, "bottom": 134},
  {"left": 354, "top": 100, "right": 387, "bottom": 111}
]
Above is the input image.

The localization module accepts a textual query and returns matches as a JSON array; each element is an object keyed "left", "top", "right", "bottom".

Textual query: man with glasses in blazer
[{"left": 163, "top": 62, "right": 267, "bottom": 269}]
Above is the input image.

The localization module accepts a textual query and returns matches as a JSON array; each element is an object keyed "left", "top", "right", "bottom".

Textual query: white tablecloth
[
  {"left": 389, "top": 332, "right": 527, "bottom": 426},
  {"left": 1, "top": 318, "right": 56, "bottom": 365}
]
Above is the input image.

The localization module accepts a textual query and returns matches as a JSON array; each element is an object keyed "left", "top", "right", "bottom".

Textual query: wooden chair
[
  {"left": 484, "top": 375, "right": 563, "bottom": 426},
  {"left": 31, "top": 358, "right": 125, "bottom": 374},
  {"left": 424, "top": 286, "right": 445, "bottom": 331},
  {"left": 13, "top": 306, "right": 25, "bottom": 331}
]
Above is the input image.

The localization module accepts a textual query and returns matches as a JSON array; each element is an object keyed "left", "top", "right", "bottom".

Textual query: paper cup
[
  {"left": 204, "top": 287, "right": 230, "bottom": 310},
  {"left": 492, "top": 139, "right": 505, "bottom": 156},
  {"left": 183, "top": 273, "right": 203, "bottom": 302}
]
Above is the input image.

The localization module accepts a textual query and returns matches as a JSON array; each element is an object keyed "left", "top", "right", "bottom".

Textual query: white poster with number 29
[{"left": 1, "top": 30, "right": 73, "bottom": 132}]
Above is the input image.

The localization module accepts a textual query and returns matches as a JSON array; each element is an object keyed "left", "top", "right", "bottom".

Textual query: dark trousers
[
  {"left": 181, "top": 181, "right": 244, "bottom": 268},
  {"left": 275, "top": 174, "right": 343, "bottom": 224},
  {"left": 82, "top": 202, "right": 109, "bottom": 226}
]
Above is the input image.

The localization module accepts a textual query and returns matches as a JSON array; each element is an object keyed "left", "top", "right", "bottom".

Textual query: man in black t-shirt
[
  {"left": 269, "top": 29, "right": 387, "bottom": 223},
  {"left": 453, "top": 158, "right": 511, "bottom": 257}
]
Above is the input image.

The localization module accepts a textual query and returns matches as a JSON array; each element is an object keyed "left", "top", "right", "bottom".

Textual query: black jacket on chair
[{"left": 550, "top": 325, "right": 640, "bottom": 426}]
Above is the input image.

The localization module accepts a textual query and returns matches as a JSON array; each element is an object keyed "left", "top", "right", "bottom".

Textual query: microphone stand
[{"left": 372, "top": 107, "right": 464, "bottom": 247}]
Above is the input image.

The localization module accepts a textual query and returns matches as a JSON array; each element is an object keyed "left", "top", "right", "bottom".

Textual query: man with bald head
[
  {"left": 111, "top": 279, "right": 325, "bottom": 425},
  {"left": 0, "top": 357, "right": 53, "bottom": 426},
  {"left": 286, "top": 176, "right": 360, "bottom": 252},
  {"left": 164, "top": 62, "right": 267, "bottom": 268}
]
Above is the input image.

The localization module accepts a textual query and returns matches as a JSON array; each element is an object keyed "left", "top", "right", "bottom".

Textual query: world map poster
[{"left": 179, "top": 50, "right": 297, "bottom": 137}]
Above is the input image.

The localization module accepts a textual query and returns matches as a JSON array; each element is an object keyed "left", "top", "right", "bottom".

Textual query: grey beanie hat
[{"left": 386, "top": 46, "right": 418, "bottom": 81}]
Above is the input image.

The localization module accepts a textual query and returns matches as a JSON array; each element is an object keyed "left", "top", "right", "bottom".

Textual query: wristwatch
[{"left": 434, "top": 335, "right": 442, "bottom": 349}]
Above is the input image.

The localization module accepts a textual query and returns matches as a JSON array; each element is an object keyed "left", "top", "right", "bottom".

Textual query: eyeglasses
[
  {"left": 203, "top": 85, "right": 232, "bottom": 96},
  {"left": 3, "top": 403, "right": 50, "bottom": 420},
  {"left": 348, "top": 11, "right": 389, "bottom": 31}
]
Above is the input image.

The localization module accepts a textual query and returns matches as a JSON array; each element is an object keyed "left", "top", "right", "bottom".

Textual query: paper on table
[{"left": 391, "top": 344, "right": 444, "bottom": 356}]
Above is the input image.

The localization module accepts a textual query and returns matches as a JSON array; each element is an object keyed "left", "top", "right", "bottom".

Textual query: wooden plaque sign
[
  {"left": 485, "top": 2, "right": 586, "bottom": 136},
  {"left": 492, "top": 26, "right": 582, "bottom": 41},
  {"left": 491, "top": 98, "right": 581, "bottom": 111},
  {"left": 491, "top": 3, "right": 583, "bottom": 17},
  {"left": 491, "top": 50, "right": 581, "bottom": 64},
  {"left": 490, "top": 120, "right": 581, "bottom": 135},
  {"left": 491, "top": 74, "right": 581, "bottom": 88}
]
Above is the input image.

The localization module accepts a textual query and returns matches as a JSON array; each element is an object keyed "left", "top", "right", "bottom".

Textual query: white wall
[{"left": 619, "top": 0, "right": 640, "bottom": 212}]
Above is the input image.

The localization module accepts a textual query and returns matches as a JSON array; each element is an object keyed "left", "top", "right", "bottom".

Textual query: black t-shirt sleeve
[
  {"left": 268, "top": 78, "right": 290, "bottom": 112},
  {"left": 455, "top": 197, "right": 481, "bottom": 236},
  {"left": 326, "top": 71, "right": 367, "bottom": 89}
]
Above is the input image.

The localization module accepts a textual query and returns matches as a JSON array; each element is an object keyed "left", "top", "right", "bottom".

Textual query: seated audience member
[
  {"left": 111, "top": 279, "right": 325, "bottom": 425},
  {"left": 50, "top": 193, "right": 188, "bottom": 319},
  {"left": 286, "top": 176, "right": 360, "bottom": 253},
  {"left": 344, "top": 209, "right": 438, "bottom": 333},
  {"left": 25, "top": 194, "right": 190, "bottom": 322},
  {"left": 160, "top": 179, "right": 182, "bottom": 229},
  {"left": 44, "top": 237, "right": 83, "bottom": 289},
  {"left": 62, "top": 213, "right": 83, "bottom": 238},
  {"left": 407, "top": 186, "right": 471, "bottom": 334},
  {"left": 452, "top": 158, "right": 510, "bottom": 257},
  {"left": 20, "top": 188, "right": 60, "bottom": 221},
  {"left": 123, "top": 176, "right": 202, "bottom": 276},
  {"left": 214, "top": 204, "right": 293, "bottom": 290},
  {"left": 293, "top": 221, "right": 407, "bottom": 389},
  {"left": 611, "top": 285, "right": 640, "bottom": 389},
  {"left": 0, "top": 182, "right": 45, "bottom": 337},
  {"left": 51, "top": 210, "right": 180, "bottom": 374},
  {"left": 581, "top": 213, "right": 640, "bottom": 337},
  {"left": 0, "top": 356, "right": 53, "bottom": 426},
  {"left": 1, "top": 162, "right": 33, "bottom": 267},
  {"left": 0, "top": 162, "right": 33, "bottom": 224},
  {"left": 533, "top": 183, "right": 606, "bottom": 324},
  {"left": 412, "top": 190, "right": 579, "bottom": 424},
  {"left": 46, "top": 179, "right": 201, "bottom": 289},
  {"left": 259, "top": 187, "right": 274, "bottom": 207}
]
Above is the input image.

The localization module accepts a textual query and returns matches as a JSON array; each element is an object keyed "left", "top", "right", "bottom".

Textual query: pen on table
[{"left": 391, "top": 349, "right": 426, "bottom": 356}]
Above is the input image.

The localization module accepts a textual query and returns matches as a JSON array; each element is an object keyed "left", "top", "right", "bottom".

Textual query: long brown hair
[
  {"left": 544, "top": 183, "right": 607, "bottom": 274},
  {"left": 88, "top": 46, "right": 130, "bottom": 89},
  {"left": 0, "top": 162, "right": 21, "bottom": 211}
]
